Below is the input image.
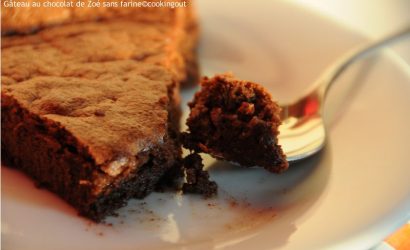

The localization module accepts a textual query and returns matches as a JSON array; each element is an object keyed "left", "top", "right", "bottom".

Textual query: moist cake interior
[{"left": 183, "top": 74, "right": 288, "bottom": 173}]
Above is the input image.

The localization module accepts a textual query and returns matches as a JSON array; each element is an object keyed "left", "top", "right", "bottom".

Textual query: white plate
[{"left": 2, "top": 1, "right": 410, "bottom": 249}]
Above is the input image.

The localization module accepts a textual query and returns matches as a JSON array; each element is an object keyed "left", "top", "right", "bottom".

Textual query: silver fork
[{"left": 278, "top": 26, "right": 410, "bottom": 162}]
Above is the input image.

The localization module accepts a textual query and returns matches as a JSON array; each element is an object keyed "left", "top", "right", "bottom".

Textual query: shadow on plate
[
  {"left": 188, "top": 144, "right": 333, "bottom": 249},
  {"left": 2, "top": 165, "right": 78, "bottom": 216}
]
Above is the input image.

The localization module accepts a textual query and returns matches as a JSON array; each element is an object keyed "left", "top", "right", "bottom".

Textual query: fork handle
[{"left": 317, "top": 25, "right": 410, "bottom": 98}]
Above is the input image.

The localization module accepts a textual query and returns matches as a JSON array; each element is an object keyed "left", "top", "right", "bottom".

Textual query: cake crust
[{"left": 1, "top": 0, "right": 199, "bottom": 87}]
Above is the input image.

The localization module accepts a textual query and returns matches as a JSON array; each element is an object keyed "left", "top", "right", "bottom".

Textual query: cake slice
[
  {"left": 2, "top": 64, "right": 179, "bottom": 221},
  {"left": 1, "top": 9, "right": 198, "bottom": 221},
  {"left": 182, "top": 74, "right": 288, "bottom": 173}
]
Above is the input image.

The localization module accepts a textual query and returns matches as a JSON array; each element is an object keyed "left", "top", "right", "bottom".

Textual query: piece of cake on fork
[{"left": 182, "top": 73, "right": 288, "bottom": 173}]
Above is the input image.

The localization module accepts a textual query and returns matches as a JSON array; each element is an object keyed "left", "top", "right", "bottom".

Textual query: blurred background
[{"left": 294, "top": 0, "right": 410, "bottom": 64}]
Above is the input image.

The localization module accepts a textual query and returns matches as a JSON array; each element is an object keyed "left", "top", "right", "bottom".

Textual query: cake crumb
[
  {"left": 182, "top": 153, "right": 217, "bottom": 197},
  {"left": 207, "top": 202, "right": 217, "bottom": 208}
]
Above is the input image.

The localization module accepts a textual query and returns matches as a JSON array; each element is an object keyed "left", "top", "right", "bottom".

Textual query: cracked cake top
[{"left": 1, "top": 19, "right": 182, "bottom": 167}]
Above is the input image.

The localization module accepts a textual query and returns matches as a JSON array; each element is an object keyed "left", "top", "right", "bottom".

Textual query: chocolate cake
[
  {"left": 1, "top": 4, "right": 198, "bottom": 221},
  {"left": 182, "top": 73, "right": 288, "bottom": 173}
]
